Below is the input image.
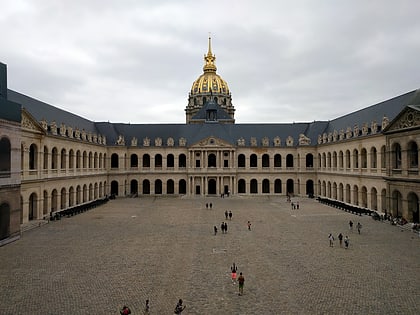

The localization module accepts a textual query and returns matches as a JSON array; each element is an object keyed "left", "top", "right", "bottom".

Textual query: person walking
[
  {"left": 357, "top": 222, "right": 362, "bottom": 234},
  {"left": 238, "top": 272, "right": 245, "bottom": 296},
  {"left": 120, "top": 306, "right": 131, "bottom": 315},
  {"left": 144, "top": 299, "right": 150, "bottom": 315},
  {"left": 174, "top": 299, "right": 186, "bottom": 314},
  {"left": 328, "top": 233, "right": 334, "bottom": 247},
  {"left": 214, "top": 225, "right": 218, "bottom": 235},
  {"left": 344, "top": 236, "right": 350, "bottom": 249},
  {"left": 229, "top": 211, "right": 232, "bottom": 220},
  {"left": 338, "top": 233, "right": 343, "bottom": 247},
  {"left": 349, "top": 220, "right": 353, "bottom": 231},
  {"left": 247, "top": 221, "right": 251, "bottom": 230},
  {"left": 221, "top": 222, "right": 225, "bottom": 234},
  {"left": 224, "top": 222, "right": 228, "bottom": 233},
  {"left": 231, "top": 263, "right": 238, "bottom": 284},
  {"left": 225, "top": 210, "right": 228, "bottom": 220}
]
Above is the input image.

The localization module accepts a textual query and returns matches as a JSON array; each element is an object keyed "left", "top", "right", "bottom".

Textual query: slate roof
[{"left": 7, "top": 87, "right": 420, "bottom": 147}]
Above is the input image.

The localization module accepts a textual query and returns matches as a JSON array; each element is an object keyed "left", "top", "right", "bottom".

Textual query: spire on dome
[{"left": 203, "top": 36, "right": 217, "bottom": 72}]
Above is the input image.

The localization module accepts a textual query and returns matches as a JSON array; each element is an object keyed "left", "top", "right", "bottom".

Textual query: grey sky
[{"left": 2, "top": 0, "right": 420, "bottom": 124}]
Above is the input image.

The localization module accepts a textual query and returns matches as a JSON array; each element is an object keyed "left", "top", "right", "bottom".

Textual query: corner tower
[{"left": 185, "top": 37, "right": 235, "bottom": 124}]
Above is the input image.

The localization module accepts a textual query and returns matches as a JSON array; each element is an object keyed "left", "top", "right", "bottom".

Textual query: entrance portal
[{"left": 208, "top": 179, "right": 216, "bottom": 195}]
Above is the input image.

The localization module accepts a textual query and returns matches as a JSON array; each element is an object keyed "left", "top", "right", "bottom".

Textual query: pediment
[
  {"left": 384, "top": 105, "right": 420, "bottom": 133},
  {"left": 21, "top": 109, "right": 46, "bottom": 134},
  {"left": 190, "top": 136, "right": 233, "bottom": 148}
]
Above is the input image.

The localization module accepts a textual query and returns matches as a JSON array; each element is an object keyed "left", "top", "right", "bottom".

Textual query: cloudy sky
[{"left": 2, "top": 0, "right": 420, "bottom": 124}]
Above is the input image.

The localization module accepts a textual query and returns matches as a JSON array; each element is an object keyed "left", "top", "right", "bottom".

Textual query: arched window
[
  {"left": 208, "top": 153, "right": 216, "bottom": 167},
  {"left": 353, "top": 149, "right": 359, "bottom": 169},
  {"left": 51, "top": 147, "right": 58, "bottom": 169},
  {"left": 143, "top": 154, "right": 150, "bottom": 168},
  {"left": 250, "top": 154, "right": 257, "bottom": 168},
  {"left": 380, "top": 146, "right": 386, "bottom": 169},
  {"left": 76, "top": 150, "right": 81, "bottom": 169},
  {"left": 274, "top": 154, "right": 282, "bottom": 167},
  {"left": 178, "top": 154, "right": 186, "bottom": 168},
  {"left": 167, "top": 154, "right": 174, "bottom": 168},
  {"left": 82, "top": 151, "right": 87, "bottom": 168},
  {"left": 305, "top": 154, "right": 313, "bottom": 168},
  {"left": 250, "top": 179, "right": 258, "bottom": 193},
  {"left": 111, "top": 153, "right": 119, "bottom": 168},
  {"left": 60, "top": 148, "right": 66, "bottom": 169},
  {"left": 69, "top": 149, "right": 74, "bottom": 169},
  {"left": 262, "top": 154, "right": 269, "bottom": 168},
  {"left": 88, "top": 152, "right": 93, "bottom": 168},
  {"left": 155, "top": 179, "right": 162, "bottom": 194},
  {"left": 179, "top": 179, "right": 186, "bottom": 194},
  {"left": 43, "top": 146, "right": 48, "bottom": 169},
  {"left": 167, "top": 179, "right": 174, "bottom": 194},
  {"left": 392, "top": 143, "right": 402, "bottom": 169},
  {"left": 361, "top": 148, "right": 367, "bottom": 168},
  {"left": 339, "top": 151, "right": 344, "bottom": 169},
  {"left": 408, "top": 141, "right": 418, "bottom": 168},
  {"left": 238, "top": 154, "right": 246, "bottom": 168},
  {"left": 286, "top": 154, "right": 294, "bottom": 168},
  {"left": 345, "top": 150, "right": 351, "bottom": 169},
  {"left": 262, "top": 179, "right": 270, "bottom": 193},
  {"left": 143, "top": 179, "right": 150, "bottom": 194},
  {"left": 155, "top": 154, "right": 162, "bottom": 168},
  {"left": 370, "top": 147, "right": 377, "bottom": 169},
  {"left": 238, "top": 179, "right": 246, "bottom": 193},
  {"left": 275, "top": 179, "right": 282, "bottom": 193},
  {"left": 0, "top": 137, "right": 11, "bottom": 177},
  {"left": 130, "top": 154, "right": 138, "bottom": 168},
  {"left": 29, "top": 144, "right": 38, "bottom": 170}
]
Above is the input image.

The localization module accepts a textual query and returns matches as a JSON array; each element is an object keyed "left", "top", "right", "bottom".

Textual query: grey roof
[
  {"left": 191, "top": 99, "right": 233, "bottom": 122},
  {"left": 0, "top": 97, "right": 21, "bottom": 123},
  {"left": 7, "top": 86, "right": 419, "bottom": 147},
  {"left": 7, "top": 89, "right": 98, "bottom": 134}
]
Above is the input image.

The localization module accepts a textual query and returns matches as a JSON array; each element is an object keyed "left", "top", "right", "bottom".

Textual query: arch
[
  {"left": 130, "top": 180, "right": 138, "bottom": 195},
  {"left": 111, "top": 153, "right": 119, "bottom": 168},
  {"left": 306, "top": 154, "right": 313, "bottom": 168},
  {"left": 167, "top": 179, "right": 174, "bottom": 194},
  {"left": 391, "top": 190, "right": 403, "bottom": 217},
  {"left": 287, "top": 179, "right": 294, "bottom": 195},
  {"left": 143, "top": 180, "right": 150, "bottom": 194},
  {"left": 370, "top": 147, "right": 377, "bottom": 169},
  {"left": 345, "top": 184, "right": 351, "bottom": 203},
  {"left": 60, "top": 148, "right": 66, "bottom": 169},
  {"left": 99, "top": 153, "right": 103, "bottom": 169},
  {"left": 332, "top": 151, "right": 337, "bottom": 168},
  {"left": 238, "top": 154, "right": 246, "bottom": 168},
  {"left": 0, "top": 137, "right": 11, "bottom": 177},
  {"left": 76, "top": 150, "right": 81, "bottom": 169},
  {"left": 69, "top": 186, "right": 75, "bottom": 207},
  {"left": 94, "top": 152, "right": 98, "bottom": 169},
  {"left": 353, "top": 185, "right": 359, "bottom": 205},
  {"left": 208, "top": 178, "right": 216, "bottom": 194},
  {"left": 380, "top": 145, "right": 386, "bottom": 169},
  {"left": 208, "top": 153, "right": 216, "bottom": 167},
  {"left": 89, "top": 183, "right": 93, "bottom": 201},
  {"left": 275, "top": 179, "right": 282, "bottom": 193},
  {"left": 29, "top": 192, "right": 37, "bottom": 220},
  {"left": 43, "top": 190, "right": 48, "bottom": 215},
  {"left": 167, "top": 154, "right": 174, "bottom": 168},
  {"left": 262, "top": 179, "right": 270, "bottom": 193},
  {"left": 69, "top": 149, "right": 74, "bottom": 169},
  {"left": 286, "top": 154, "right": 294, "bottom": 168},
  {"left": 274, "top": 154, "right": 282, "bottom": 167},
  {"left": 361, "top": 148, "right": 367, "bottom": 168},
  {"left": 327, "top": 152, "right": 331, "bottom": 168},
  {"left": 250, "top": 154, "right": 257, "bottom": 168},
  {"left": 262, "top": 154, "right": 270, "bottom": 168},
  {"left": 338, "top": 183, "right": 344, "bottom": 201},
  {"left": 82, "top": 151, "right": 87, "bottom": 168},
  {"left": 345, "top": 150, "right": 351, "bottom": 169},
  {"left": 154, "top": 179, "right": 162, "bottom": 194},
  {"left": 381, "top": 188, "right": 387, "bottom": 213},
  {"left": 76, "top": 185, "right": 82, "bottom": 204},
  {"left": 178, "top": 179, "right": 186, "bottom": 194},
  {"left": 371, "top": 187, "right": 377, "bottom": 210},
  {"left": 327, "top": 181, "right": 331, "bottom": 198},
  {"left": 0, "top": 202, "right": 10, "bottom": 240},
  {"left": 143, "top": 154, "right": 150, "bottom": 168},
  {"left": 155, "top": 154, "right": 162, "bottom": 168},
  {"left": 338, "top": 151, "right": 344, "bottom": 169},
  {"left": 392, "top": 142, "right": 402, "bottom": 169},
  {"left": 353, "top": 149, "right": 359, "bottom": 169},
  {"left": 82, "top": 184, "right": 88, "bottom": 202},
  {"left": 250, "top": 179, "right": 258, "bottom": 194},
  {"left": 29, "top": 143, "right": 38, "bottom": 170},
  {"left": 408, "top": 141, "right": 418, "bottom": 168},
  {"left": 178, "top": 154, "right": 186, "bottom": 168},
  {"left": 94, "top": 183, "right": 98, "bottom": 199},
  {"left": 306, "top": 180, "right": 314, "bottom": 196},
  {"left": 43, "top": 145, "right": 48, "bottom": 169},
  {"left": 88, "top": 152, "right": 92, "bottom": 169},
  {"left": 51, "top": 189, "right": 58, "bottom": 213},
  {"left": 407, "top": 192, "right": 419, "bottom": 223},
  {"left": 233, "top": 179, "right": 243, "bottom": 194},
  {"left": 110, "top": 181, "right": 119, "bottom": 196},
  {"left": 60, "top": 188, "right": 66, "bottom": 209},
  {"left": 51, "top": 147, "right": 58, "bottom": 169},
  {"left": 360, "top": 186, "right": 367, "bottom": 208},
  {"left": 332, "top": 182, "right": 337, "bottom": 199}
]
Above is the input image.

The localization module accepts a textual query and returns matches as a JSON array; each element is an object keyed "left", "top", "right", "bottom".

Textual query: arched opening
[
  {"left": 130, "top": 154, "right": 138, "bottom": 168},
  {"left": 69, "top": 187, "right": 74, "bottom": 207},
  {"left": 262, "top": 154, "right": 269, "bottom": 168},
  {"left": 179, "top": 179, "right": 186, "bottom": 194},
  {"left": 143, "top": 154, "right": 150, "bottom": 168},
  {"left": 306, "top": 154, "right": 313, "bottom": 168},
  {"left": 208, "top": 153, "right": 217, "bottom": 167},
  {"left": 167, "top": 154, "right": 174, "bottom": 168},
  {"left": 391, "top": 190, "right": 403, "bottom": 217},
  {"left": 155, "top": 154, "right": 162, "bottom": 168},
  {"left": 274, "top": 154, "right": 281, "bottom": 168},
  {"left": 250, "top": 154, "right": 257, "bottom": 168},
  {"left": 262, "top": 179, "right": 270, "bottom": 193},
  {"left": 287, "top": 179, "right": 294, "bottom": 195},
  {"left": 155, "top": 179, "right": 162, "bottom": 194},
  {"left": 29, "top": 144, "right": 37, "bottom": 170},
  {"left": 167, "top": 179, "right": 174, "bottom": 194},
  {"left": 408, "top": 192, "right": 419, "bottom": 223},
  {"left": 0, "top": 137, "right": 11, "bottom": 177},
  {"left": 361, "top": 186, "right": 367, "bottom": 208},
  {"left": 238, "top": 154, "right": 246, "bottom": 168},
  {"left": 51, "top": 189, "right": 58, "bottom": 213},
  {"left": 143, "top": 180, "right": 150, "bottom": 194},
  {"left": 371, "top": 187, "right": 377, "bottom": 210},
  {"left": 306, "top": 180, "right": 314, "bottom": 197},
  {"left": 392, "top": 143, "right": 402, "bottom": 169},
  {"left": 250, "top": 179, "right": 258, "bottom": 194},
  {"left": 130, "top": 180, "right": 138, "bottom": 195},
  {"left": 286, "top": 154, "right": 293, "bottom": 168},
  {"left": 60, "top": 148, "right": 66, "bottom": 169},
  {"left": 353, "top": 185, "right": 359, "bottom": 205},
  {"left": 370, "top": 147, "right": 377, "bottom": 169},
  {"left": 275, "top": 179, "right": 282, "bottom": 193},
  {"left": 178, "top": 154, "right": 186, "bottom": 168},
  {"left": 61, "top": 188, "right": 66, "bottom": 209},
  {"left": 83, "top": 184, "right": 88, "bottom": 202},
  {"left": 408, "top": 141, "right": 418, "bottom": 168},
  {"left": 111, "top": 153, "right": 119, "bottom": 168},
  {"left": 29, "top": 192, "right": 37, "bottom": 221},
  {"left": 76, "top": 185, "right": 82, "bottom": 204},
  {"left": 0, "top": 203, "right": 10, "bottom": 240},
  {"left": 208, "top": 179, "right": 216, "bottom": 194},
  {"left": 111, "top": 181, "right": 119, "bottom": 196},
  {"left": 238, "top": 179, "right": 246, "bottom": 193}
]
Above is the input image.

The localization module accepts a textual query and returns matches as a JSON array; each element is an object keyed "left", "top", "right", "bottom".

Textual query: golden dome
[{"left": 190, "top": 37, "right": 230, "bottom": 95}]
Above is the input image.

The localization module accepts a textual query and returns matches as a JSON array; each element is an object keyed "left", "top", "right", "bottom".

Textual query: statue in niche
[{"left": 298, "top": 134, "right": 310, "bottom": 145}]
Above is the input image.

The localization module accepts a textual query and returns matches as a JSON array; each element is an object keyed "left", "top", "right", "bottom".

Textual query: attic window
[{"left": 206, "top": 109, "right": 217, "bottom": 121}]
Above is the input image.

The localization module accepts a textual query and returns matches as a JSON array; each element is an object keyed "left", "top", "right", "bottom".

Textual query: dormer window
[{"left": 206, "top": 109, "right": 217, "bottom": 121}]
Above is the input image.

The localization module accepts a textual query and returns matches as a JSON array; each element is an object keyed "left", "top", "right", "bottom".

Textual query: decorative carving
[
  {"left": 322, "top": 133, "right": 327, "bottom": 143},
  {"left": 81, "top": 129, "right": 87, "bottom": 141},
  {"left": 353, "top": 124, "right": 359, "bottom": 137},
  {"left": 102, "top": 136, "right": 106, "bottom": 145},
  {"left": 116, "top": 135, "right": 125, "bottom": 145},
  {"left": 131, "top": 137, "right": 138, "bottom": 146},
  {"left": 298, "top": 134, "right": 310, "bottom": 145},
  {"left": 318, "top": 134, "right": 322, "bottom": 144},
  {"left": 339, "top": 129, "right": 345, "bottom": 140},
  {"left": 22, "top": 115, "right": 38, "bottom": 131},
  {"left": 179, "top": 137, "right": 187, "bottom": 146},
  {"left": 74, "top": 128, "right": 80, "bottom": 139},
  {"left": 346, "top": 127, "right": 352, "bottom": 139},
  {"left": 50, "top": 121, "right": 57, "bottom": 135},
  {"left": 371, "top": 121, "right": 378, "bottom": 134},
  {"left": 273, "top": 136, "right": 281, "bottom": 146},
  {"left": 262, "top": 137, "right": 269, "bottom": 146},
  {"left": 87, "top": 132, "right": 92, "bottom": 142},
  {"left": 333, "top": 130, "right": 338, "bottom": 142},
  {"left": 59, "top": 123, "right": 66, "bottom": 136},
  {"left": 250, "top": 137, "right": 257, "bottom": 146},
  {"left": 155, "top": 137, "right": 162, "bottom": 147},
  {"left": 40, "top": 119, "right": 48, "bottom": 130},
  {"left": 362, "top": 123, "right": 369, "bottom": 136},
  {"left": 167, "top": 137, "right": 174, "bottom": 146},
  {"left": 93, "top": 134, "right": 97, "bottom": 143},
  {"left": 143, "top": 137, "right": 150, "bottom": 146},
  {"left": 392, "top": 109, "right": 420, "bottom": 130},
  {"left": 382, "top": 116, "right": 389, "bottom": 130},
  {"left": 327, "top": 132, "right": 333, "bottom": 142},
  {"left": 67, "top": 126, "right": 73, "bottom": 138},
  {"left": 237, "top": 137, "right": 245, "bottom": 146},
  {"left": 286, "top": 136, "right": 294, "bottom": 146}
]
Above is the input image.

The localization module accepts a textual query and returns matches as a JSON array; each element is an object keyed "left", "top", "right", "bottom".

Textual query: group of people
[
  {"left": 120, "top": 298, "right": 185, "bottom": 314},
  {"left": 231, "top": 263, "right": 245, "bottom": 296},
  {"left": 328, "top": 233, "right": 350, "bottom": 249},
  {"left": 225, "top": 210, "right": 233, "bottom": 220}
]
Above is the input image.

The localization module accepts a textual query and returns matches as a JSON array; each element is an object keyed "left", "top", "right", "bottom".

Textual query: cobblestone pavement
[{"left": 1, "top": 196, "right": 419, "bottom": 315}]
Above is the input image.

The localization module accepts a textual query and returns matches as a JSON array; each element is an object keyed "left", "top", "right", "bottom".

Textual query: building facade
[{"left": 0, "top": 39, "right": 419, "bottom": 242}]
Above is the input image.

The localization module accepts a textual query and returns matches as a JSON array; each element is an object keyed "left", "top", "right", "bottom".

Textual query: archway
[
  {"left": 130, "top": 180, "right": 138, "bottom": 195},
  {"left": 0, "top": 203, "right": 10, "bottom": 240},
  {"left": 208, "top": 179, "right": 216, "bottom": 195},
  {"left": 306, "top": 180, "right": 314, "bottom": 197},
  {"left": 111, "top": 181, "right": 119, "bottom": 196},
  {"left": 286, "top": 179, "right": 294, "bottom": 196}
]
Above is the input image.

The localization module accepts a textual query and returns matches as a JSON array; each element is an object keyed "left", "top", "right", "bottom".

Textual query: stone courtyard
[{"left": 0, "top": 196, "right": 419, "bottom": 315}]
